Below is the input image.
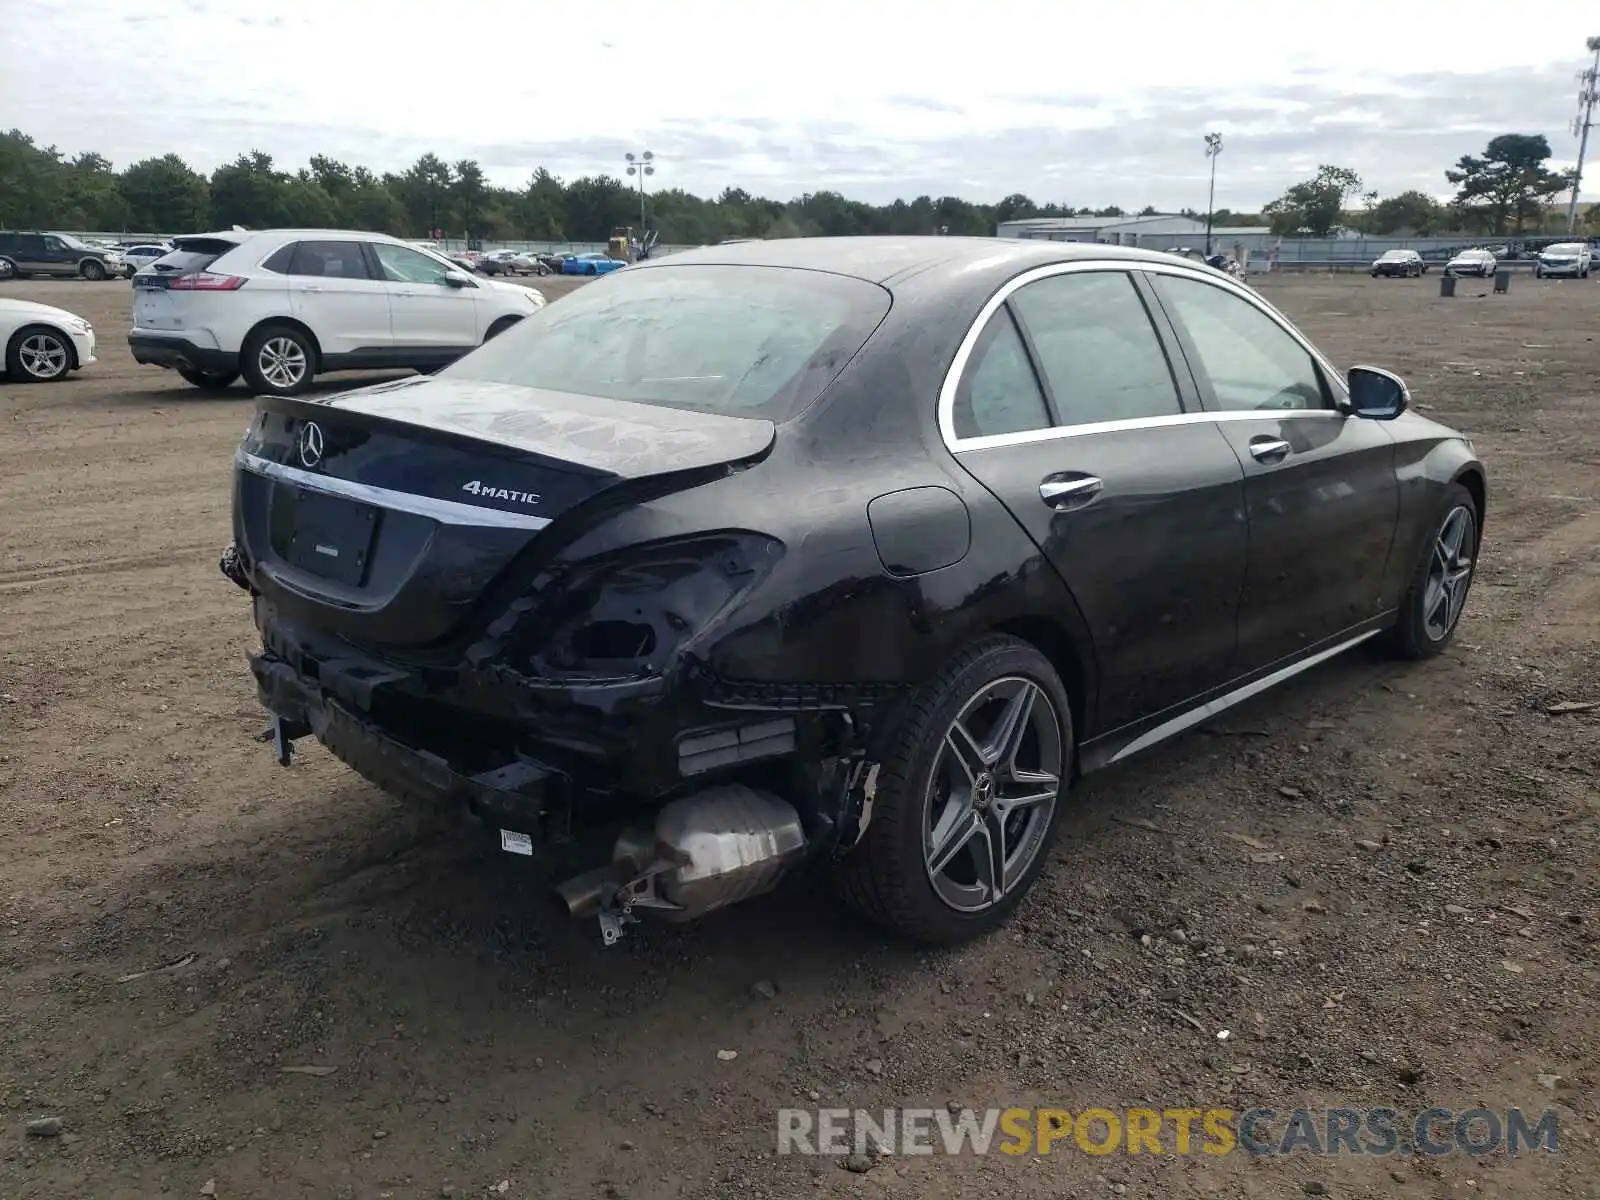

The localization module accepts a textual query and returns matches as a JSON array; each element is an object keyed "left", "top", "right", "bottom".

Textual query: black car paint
[{"left": 231, "top": 237, "right": 1485, "bottom": 857}]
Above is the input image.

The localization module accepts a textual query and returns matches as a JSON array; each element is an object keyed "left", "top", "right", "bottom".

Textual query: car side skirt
[{"left": 1078, "top": 615, "right": 1394, "bottom": 773}]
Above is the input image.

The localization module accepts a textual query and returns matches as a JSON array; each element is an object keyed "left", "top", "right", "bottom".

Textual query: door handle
[
  {"left": 1039, "top": 475, "right": 1104, "bottom": 509},
  {"left": 301, "top": 285, "right": 323, "bottom": 293},
  {"left": 395, "top": 289, "right": 418, "bottom": 297},
  {"left": 1248, "top": 437, "right": 1291, "bottom": 463}
]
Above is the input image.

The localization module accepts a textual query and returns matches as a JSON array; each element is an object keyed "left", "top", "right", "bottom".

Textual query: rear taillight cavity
[{"left": 168, "top": 272, "right": 247, "bottom": 291}]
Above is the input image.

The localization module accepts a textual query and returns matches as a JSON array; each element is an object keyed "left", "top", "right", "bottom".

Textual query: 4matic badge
[{"left": 461, "top": 480, "right": 541, "bottom": 506}]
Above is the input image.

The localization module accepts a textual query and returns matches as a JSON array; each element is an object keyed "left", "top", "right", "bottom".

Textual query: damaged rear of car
[{"left": 227, "top": 258, "right": 917, "bottom": 943}]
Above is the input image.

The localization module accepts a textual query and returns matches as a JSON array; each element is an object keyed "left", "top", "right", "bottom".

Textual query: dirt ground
[{"left": 0, "top": 269, "right": 1596, "bottom": 1200}]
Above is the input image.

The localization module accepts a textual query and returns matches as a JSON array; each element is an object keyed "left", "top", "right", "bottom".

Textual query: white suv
[{"left": 128, "top": 229, "right": 547, "bottom": 394}]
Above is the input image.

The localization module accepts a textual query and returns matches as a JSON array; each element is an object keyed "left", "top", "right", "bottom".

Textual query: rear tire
[
  {"left": 240, "top": 324, "right": 315, "bottom": 396},
  {"left": 80, "top": 259, "right": 106, "bottom": 282},
  {"left": 1387, "top": 482, "right": 1479, "bottom": 661},
  {"left": 832, "top": 635, "right": 1073, "bottom": 945},
  {"left": 5, "top": 325, "right": 74, "bottom": 382},
  {"left": 177, "top": 366, "right": 239, "bottom": 390}
]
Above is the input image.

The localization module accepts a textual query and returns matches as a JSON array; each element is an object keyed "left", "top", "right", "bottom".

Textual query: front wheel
[
  {"left": 1387, "top": 483, "right": 1479, "bottom": 661},
  {"left": 240, "top": 325, "right": 315, "bottom": 396},
  {"left": 833, "top": 635, "right": 1072, "bottom": 945},
  {"left": 80, "top": 259, "right": 106, "bottom": 281},
  {"left": 5, "top": 325, "right": 74, "bottom": 382},
  {"left": 177, "top": 367, "right": 239, "bottom": 390},
  {"left": 0, "top": 257, "right": 14, "bottom": 280}
]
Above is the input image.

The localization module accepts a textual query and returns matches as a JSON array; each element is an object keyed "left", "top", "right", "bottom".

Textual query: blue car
[{"left": 561, "top": 253, "right": 627, "bottom": 276}]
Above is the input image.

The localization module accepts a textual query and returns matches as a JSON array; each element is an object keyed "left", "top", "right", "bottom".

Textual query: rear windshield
[
  {"left": 150, "top": 237, "right": 240, "bottom": 274},
  {"left": 444, "top": 264, "right": 892, "bottom": 421}
]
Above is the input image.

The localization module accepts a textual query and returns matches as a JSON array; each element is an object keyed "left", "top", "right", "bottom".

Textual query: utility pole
[
  {"left": 624, "top": 151, "right": 655, "bottom": 236},
  {"left": 1203, "top": 132, "right": 1223, "bottom": 256},
  {"left": 1566, "top": 37, "right": 1600, "bottom": 234}
]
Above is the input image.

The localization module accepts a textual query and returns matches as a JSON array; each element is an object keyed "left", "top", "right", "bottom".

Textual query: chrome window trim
[
  {"left": 937, "top": 258, "right": 1350, "bottom": 453},
  {"left": 236, "top": 450, "right": 552, "bottom": 531}
]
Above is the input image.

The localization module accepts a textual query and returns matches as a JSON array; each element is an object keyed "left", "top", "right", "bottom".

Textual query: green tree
[
  {"left": 1445, "top": 134, "right": 1573, "bottom": 235},
  {"left": 1368, "top": 189, "right": 1445, "bottom": 236},
  {"left": 1261, "top": 166, "right": 1364, "bottom": 237},
  {"left": 393, "top": 153, "right": 454, "bottom": 236},
  {"left": 118, "top": 154, "right": 210, "bottom": 232},
  {"left": 209, "top": 151, "right": 289, "bottom": 227}
]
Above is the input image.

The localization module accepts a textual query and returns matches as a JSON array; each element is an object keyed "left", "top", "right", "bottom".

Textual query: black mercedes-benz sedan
[{"left": 224, "top": 237, "right": 1486, "bottom": 947}]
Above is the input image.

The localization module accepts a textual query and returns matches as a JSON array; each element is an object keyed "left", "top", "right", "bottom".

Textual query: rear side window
[
  {"left": 952, "top": 309, "right": 1052, "bottom": 439},
  {"left": 286, "top": 240, "right": 373, "bottom": 280},
  {"left": 445, "top": 264, "right": 892, "bottom": 421}
]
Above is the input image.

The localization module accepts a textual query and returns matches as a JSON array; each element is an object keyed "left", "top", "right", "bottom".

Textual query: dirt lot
[{"left": 1, "top": 270, "right": 1596, "bottom": 1200}]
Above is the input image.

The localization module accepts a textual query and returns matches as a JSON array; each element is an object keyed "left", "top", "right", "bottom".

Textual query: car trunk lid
[{"left": 234, "top": 375, "right": 777, "bottom": 647}]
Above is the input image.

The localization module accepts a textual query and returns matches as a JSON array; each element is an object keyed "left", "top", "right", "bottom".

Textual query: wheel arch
[
  {"left": 1452, "top": 465, "right": 1487, "bottom": 539},
  {"left": 245, "top": 316, "right": 323, "bottom": 368},
  {"left": 484, "top": 313, "right": 524, "bottom": 342},
  {"left": 989, "top": 613, "right": 1094, "bottom": 775}
]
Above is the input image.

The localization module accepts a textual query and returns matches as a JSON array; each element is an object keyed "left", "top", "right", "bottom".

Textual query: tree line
[
  {"left": 1, "top": 127, "right": 1592, "bottom": 245},
  {"left": 1261, "top": 134, "right": 1594, "bottom": 238}
]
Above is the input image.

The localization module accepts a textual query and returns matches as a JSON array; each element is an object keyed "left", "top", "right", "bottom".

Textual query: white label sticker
[{"left": 499, "top": 829, "right": 534, "bottom": 857}]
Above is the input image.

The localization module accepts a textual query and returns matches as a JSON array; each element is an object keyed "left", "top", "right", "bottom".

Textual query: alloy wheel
[
  {"left": 18, "top": 332, "right": 69, "bottom": 379},
  {"left": 922, "top": 676, "right": 1063, "bottom": 913},
  {"left": 1423, "top": 505, "right": 1475, "bottom": 642},
  {"left": 258, "top": 337, "right": 308, "bottom": 390}
]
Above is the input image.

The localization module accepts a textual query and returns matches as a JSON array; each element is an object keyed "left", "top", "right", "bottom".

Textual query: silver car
[
  {"left": 1534, "top": 242, "right": 1592, "bottom": 279},
  {"left": 1444, "top": 248, "right": 1497, "bottom": 278}
]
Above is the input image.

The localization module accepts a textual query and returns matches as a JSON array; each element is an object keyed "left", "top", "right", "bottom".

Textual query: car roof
[
  {"left": 639, "top": 235, "right": 1177, "bottom": 286},
  {"left": 178, "top": 228, "right": 413, "bottom": 246}
]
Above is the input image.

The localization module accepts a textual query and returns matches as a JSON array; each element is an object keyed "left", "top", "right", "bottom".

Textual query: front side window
[
  {"left": 371, "top": 242, "right": 453, "bottom": 285},
  {"left": 952, "top": 309, "right": 1052, "bottom": 439},
  {"left": 1008, "top": 271, "right": 1183, "bottom": 426},
  {"left": 1154, "top": 274, "right": 1330, "bottom": 412},
  {"left": 445, "top": 264, "right": 891, "bottom": 421}
]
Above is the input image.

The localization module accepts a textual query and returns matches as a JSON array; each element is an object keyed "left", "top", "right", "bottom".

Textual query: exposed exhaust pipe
[{"left": 553, "top": 784, "right": 807, "bottom": 943}]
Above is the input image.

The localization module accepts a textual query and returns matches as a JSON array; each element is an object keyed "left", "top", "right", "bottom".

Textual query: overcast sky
[{"left": 7, "top": 0, "right": 1600, "bottom": 210}]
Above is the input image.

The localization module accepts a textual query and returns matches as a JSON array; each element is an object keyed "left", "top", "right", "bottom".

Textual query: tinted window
[
  {"left": 1155, "top": 274, "right": 1329, "bottom": 412},
  {"left": 446, "top": 264, "right": 891, "bottom": 421},
  {"left": 371, "top": 242, "right": 452, "bottom": 285},
  {"left": 287, "top": 240, "right": 372, "bottom": 280},
  {"left": 952, "top": 309, "right": 1051, "bottom": 440},
  {"left": 1009, "top": 271, "right": 1183, "bottom": 426},
  {"left": 261, "top": 244, "right": 295, "bottom": 274}
]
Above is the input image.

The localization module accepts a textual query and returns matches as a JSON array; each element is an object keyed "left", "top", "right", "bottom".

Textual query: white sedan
[{"left": 1, "top": 297, "right": 97, "bottom": 383}]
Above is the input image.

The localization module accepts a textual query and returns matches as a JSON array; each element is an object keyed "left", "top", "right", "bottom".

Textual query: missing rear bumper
[{"left": 250, "top": 650, "right": 564, "bottom": 841}]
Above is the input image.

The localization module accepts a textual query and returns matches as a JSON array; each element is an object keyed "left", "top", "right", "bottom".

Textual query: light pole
[
  {"left": 1566, "top": 37, "right": 1600, "bottom": 234},
  {"left": 624, "top": 151, "right": 655, "bottom": 235},
  {"left": 1203, "top": 132, "right": 1223, "bottom": 256}
]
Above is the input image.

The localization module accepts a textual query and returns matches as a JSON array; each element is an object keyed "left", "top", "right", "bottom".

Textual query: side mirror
[
  {"left": 1346, "top": 365, "right": 1409, "bottom": 420},
  {"left": 442, "top": 270, "right": 473, "bottom": 288}
]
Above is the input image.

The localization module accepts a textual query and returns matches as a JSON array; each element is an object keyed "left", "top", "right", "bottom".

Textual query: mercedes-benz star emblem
[{"left": 297, "top": 421, "right": 324, "bottom": 469}]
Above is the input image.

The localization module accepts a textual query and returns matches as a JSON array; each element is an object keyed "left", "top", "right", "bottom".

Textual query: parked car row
[{"left": 1368, "top": 244, "right": 1593, "bottom": 280}]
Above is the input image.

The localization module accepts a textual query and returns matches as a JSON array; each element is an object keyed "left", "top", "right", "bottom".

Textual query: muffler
[{"left": 554, "top": 784, "right": 807, "bottom": 943}]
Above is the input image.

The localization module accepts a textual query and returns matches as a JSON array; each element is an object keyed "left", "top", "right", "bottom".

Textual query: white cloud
[{"left": 6, "top": 0, "right": 1600, "bottom": 206}]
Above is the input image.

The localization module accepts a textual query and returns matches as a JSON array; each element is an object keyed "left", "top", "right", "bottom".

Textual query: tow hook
[{"left": 259, "top": 714, "right": 311, "bottom": 767}]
